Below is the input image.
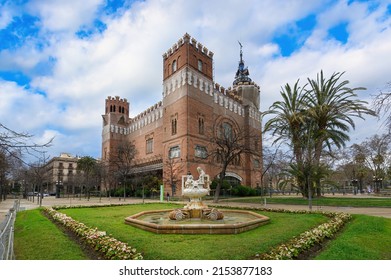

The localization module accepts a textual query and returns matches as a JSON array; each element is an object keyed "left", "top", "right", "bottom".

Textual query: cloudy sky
[{"left": 1, "top": 0, "right": 390, "bottom": 162}]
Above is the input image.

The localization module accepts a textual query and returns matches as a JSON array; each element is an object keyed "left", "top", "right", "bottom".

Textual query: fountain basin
[
  {"left": 125, "top": 209, "right": 270, "bottom": 234},
  {"left": 182, "top": 188, "right": 209, "bottom": 199}
]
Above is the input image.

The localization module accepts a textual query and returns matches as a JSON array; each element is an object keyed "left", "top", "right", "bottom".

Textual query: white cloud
[
  {"left": 0, "top": 1, "right": 14, "bottom": 29},
  {"left": 0, "top": 80, "right": 60, "bottom": 130},
  {"left": 26, "top": 0, "right": 104, "bottom": 32}
]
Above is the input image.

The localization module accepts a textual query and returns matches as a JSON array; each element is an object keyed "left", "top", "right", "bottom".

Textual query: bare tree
[
  {"left": 28, "top": 153, "right": 50, "bottom": 206},
  {"left": 351, "top": 134, "right": 390, "bottom": 192},
  {"left": 111, "top": 141, "right": 137, "bottom": 199},
  {"left": 209, "top": 122, "right": 261, "bottom": 202},
  {"left": 0, "top": 123, "right": 53, "bottom": 161},
  {"left": 373, "top": 82, "right": 391, "bottom": 132},
  {"left": 163, "top": 157, "right": 184, "bottom": 196}
]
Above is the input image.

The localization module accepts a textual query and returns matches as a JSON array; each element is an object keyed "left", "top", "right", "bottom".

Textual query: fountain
[{"left": 125, "top": 168, "right": 270, "bottom": 234}]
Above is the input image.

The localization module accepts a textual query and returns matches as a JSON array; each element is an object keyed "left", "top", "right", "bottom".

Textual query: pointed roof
[{"left": 233, "top": 41, "right": 252, "bottom": 85}]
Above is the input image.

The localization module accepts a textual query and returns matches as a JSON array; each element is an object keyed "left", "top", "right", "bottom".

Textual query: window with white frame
[
  {"left": 146, "top": 138, "right": 153, "bottom": 154},
  {"left": 169, "top": 146, "right": 180, "bottom": 159},
  {"left": 195, "top": 145, "right": 208, "bottom": 159}
]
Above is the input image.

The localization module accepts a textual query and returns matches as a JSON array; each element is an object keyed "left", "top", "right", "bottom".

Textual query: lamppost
[
  {"left": 118, "top": 181, "right": 121, "bottom": 201},
  {"left": 351, "top": 178, "right": 358, "bottom": 195},
  {"left": 351, "top": 169, "right": 358, "bottom": 195},
  {"left": 55, "top": 180, "right": 63, "bottom": 198},
  {"left": 373, "top": 176, "right": 383, "bottom": 193}
]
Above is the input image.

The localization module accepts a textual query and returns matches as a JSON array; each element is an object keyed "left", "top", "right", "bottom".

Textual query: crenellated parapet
[
  {"left": 127, "top": 101, "right": 163, "bottom": 133},
  {"left": 107, "top": 101, "right": 163, "bottom": 136},
  {"left": 213, "top": 85, "right": 245, "bottom": 118},
  {"left": 105, "top": 95, "right": 129, "bottom": 116},
  {"left": 162, "top": 33, "right": 214, "bottom": 60}
]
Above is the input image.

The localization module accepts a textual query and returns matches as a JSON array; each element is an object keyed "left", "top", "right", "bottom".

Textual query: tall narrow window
[
  {"left": 197, "top": 59, "right": 203, "bottom": 72},
  {"left": 146, "top": 138, "right": 153, "bottom": 154},
  {"left": 172, "top": 60, "right": 177, "bottom": 72},
  {"left": 198, "top": 116, "right": 204, "bottom": 135},
  {"left": 171, "top": 116, "right": 177, "bottom": 135}
]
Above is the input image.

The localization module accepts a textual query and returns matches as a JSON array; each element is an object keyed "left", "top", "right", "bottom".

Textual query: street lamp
[
  {"left": 351, "top": 178, "right": 358, "bottom": 195},
  {"left": 372, "top": 176, "right": 383, "bottom": 193},
  {"left": 55, "top": 180, "right": 63, "bottom": 198}
]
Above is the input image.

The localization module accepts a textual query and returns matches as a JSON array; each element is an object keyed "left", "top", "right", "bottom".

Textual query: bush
[
  {"left": 231, "top": 185, "right": 257, "bottom": 197},
  {"left": 210, "top": 179, "right": 232, "bottom": 190}
]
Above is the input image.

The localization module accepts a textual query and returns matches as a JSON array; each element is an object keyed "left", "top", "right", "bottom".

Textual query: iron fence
[{"left": 0, "top": 200, "right": 20, "bottom": 260}]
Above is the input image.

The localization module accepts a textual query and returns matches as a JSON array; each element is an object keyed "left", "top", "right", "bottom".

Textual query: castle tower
[
  {"left": 102, "top": 96, "right": 130, "bottom": 162},
  {"left": 231, "top": 43, "right": 262, "bottom": 186},
  {"left": 161, "top": 33, "right": 215, "bottom": 186}
]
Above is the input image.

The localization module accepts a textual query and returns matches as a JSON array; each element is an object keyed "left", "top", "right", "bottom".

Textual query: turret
[
  {"left": 232, "top": 42, "right": 260, "bottom": 110},
  {"left": 105, "top": 96, "right": 129, "bottom": 116}
]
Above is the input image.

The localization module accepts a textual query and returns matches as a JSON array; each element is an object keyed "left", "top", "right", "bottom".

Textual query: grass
[
  {"left": 224, "top": 196, "right": 391, "bottom": 207},
  {"left": 14, "top": 202, "right": 390, "bottom": 260},
  {"left": 14, "top": 209, "right": 89, "bottom": 260},
  {"left": 56, "top": 203, "right": 327, "bottom": 260},
  {"left": 61, "top": 204, "right": 327, "bottom": 260},
  {"left": 315, "top": 214, "right": 391, "bottom": 259}
]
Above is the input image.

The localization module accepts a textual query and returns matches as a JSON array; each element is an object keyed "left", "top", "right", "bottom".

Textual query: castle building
[{"left": 101, "top": 33, "right": 262, "bottom": 195}]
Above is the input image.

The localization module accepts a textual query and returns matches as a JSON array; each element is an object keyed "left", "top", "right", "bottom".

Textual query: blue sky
[{"left": 1, "top": 0, "right": 390, "bottom": 162}]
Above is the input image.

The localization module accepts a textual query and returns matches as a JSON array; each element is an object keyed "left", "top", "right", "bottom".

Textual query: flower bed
[
  {"left": 254, "top": 212, "right": 352, "bottom": 260},
  {"left": 43, "top": 207, "right": 143, "bottom": 260}
]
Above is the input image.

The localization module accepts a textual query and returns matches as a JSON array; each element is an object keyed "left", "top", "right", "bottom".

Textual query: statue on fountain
[{"left": 169, "top": 167, "right": 224, "bottom": 221}]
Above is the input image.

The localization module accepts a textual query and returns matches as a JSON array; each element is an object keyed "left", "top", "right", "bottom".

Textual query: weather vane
[{"left": 238, "top": 41, "right": 243, "bottom": 62}]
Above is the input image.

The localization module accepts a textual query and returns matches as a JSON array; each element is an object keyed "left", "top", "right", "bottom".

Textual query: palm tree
[
  {"left": 265, "top": 71, "right": 376, "bottom": 198},
  {"left": 264, "top": 80, "right": 308, "bottom": 195},
  {"left": 305, "top": 71, "right": 376, "bottom": 195}
]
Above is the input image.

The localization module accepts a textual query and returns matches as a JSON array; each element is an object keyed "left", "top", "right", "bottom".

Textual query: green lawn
[
  {"left": 315, "top": 214, "right": 391, "bottom": 259},
  {"left": 59, "top": 203, "right": 327, "bottom": 260},
  {"left": 14, "top": 203, "right": 390, "bottom": 260},
  {"left": 14, "top": 209, "right": 89, "bottom": 260},
  {"left": 225, "top": 196, "right": 391, "bottom": 207}
]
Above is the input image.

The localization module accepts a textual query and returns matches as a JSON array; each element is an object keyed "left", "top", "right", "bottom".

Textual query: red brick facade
[{"left": 102, "top": 33, "right": 263, "bottom": 195}]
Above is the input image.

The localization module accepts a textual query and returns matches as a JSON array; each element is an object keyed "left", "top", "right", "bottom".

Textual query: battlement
[
  {"left": 131, "top": 101, "right": 163, "bottom": 121},
  {"left": 125, "top": 101, "right": 163, "bottom": 134},
  {"left": 105, "top": 95, "right": 129, "bottom": 115},
  {"left": 162, "top": 33, "right": 214, "bottom": 59}
]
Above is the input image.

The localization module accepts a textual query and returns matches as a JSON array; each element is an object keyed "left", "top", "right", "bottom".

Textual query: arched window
[
  {"left": 198, "top": 117, "right": 204, "bottom": 134},
  {"left": 172, "top": 60, "right": 177, "bottom": 72},
  {"left": 171, "top": 118, "right": 177, "bottom": 135},
  {"left": 198, "top": 59, "right": 203, "bottom": 72},
  {"left": 219, "top": 122, "right": 233, "bottom": 140}
]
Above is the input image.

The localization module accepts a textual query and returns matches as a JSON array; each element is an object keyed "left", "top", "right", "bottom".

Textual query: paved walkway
[
  {"left": 0, "top": 196, "right": 145, "bottom": 222},
  {"left": 216, "top": 201, "right": 391, "bottom": 218},
  {"left": 1, "top": 195, "right": 391, "bottom": 223}
]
